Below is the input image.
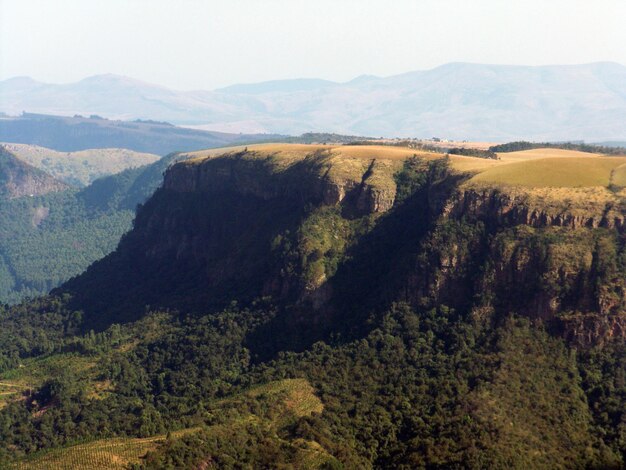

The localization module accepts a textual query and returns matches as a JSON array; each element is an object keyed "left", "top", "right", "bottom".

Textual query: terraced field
[
  {"left": 0, "top": 354, "right": 97, "bottom": 409},
  {"left": 13, "top": 435, "right": 174, "bottom": 470},
  {"left": 11, "top": 378, "right": 327, "bottom": 469}
]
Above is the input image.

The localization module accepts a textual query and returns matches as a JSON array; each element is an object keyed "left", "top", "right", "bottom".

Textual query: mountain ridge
[
  {"left": 60, "top": 144, "right": 626, "bottom": 345},
  {"left": 0, "top": 145, "right": 68, "bottom": 198},
  {"left": 2, "top": 62, "right": 626, "bottom": 140}
]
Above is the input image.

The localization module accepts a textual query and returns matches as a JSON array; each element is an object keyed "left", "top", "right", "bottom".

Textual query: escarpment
[
  {"left": 62, "top": 146, "right": 405, "bottom": 328},
  {"left": 413, "top": 181, "right": 626, "bottom": 346},
  {"left": 444, "top": 186, "right": 626, "bottom": 232},
  {"left": 61, "top": 145, "right": 626, "bottom": 347},
  {"left": 164, "top": 149, "right": 398, "bottom": 213}
]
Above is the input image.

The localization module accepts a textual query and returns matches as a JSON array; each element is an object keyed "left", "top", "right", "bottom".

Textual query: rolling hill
[
  {"left": 2, "top": 142, "right": 159, "bottom": 186},
  {"left": 2, "top": 62, "right": 626, "bottom": 141},
  {"left": 0, "top": 145, "right": 67, "bottom": 199}
]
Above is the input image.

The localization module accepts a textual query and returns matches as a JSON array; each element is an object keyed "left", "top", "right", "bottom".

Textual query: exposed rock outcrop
[
  {"left": 63, "top": 148, "right": 626, "bottom": 348},
  {"left": 443, "top": 187, "right": 626, "bottom": 232},
  {"left": 561, "top": 313, "right": 626, "bottom": 346},
  {"left": 163, "top": 151, "right": 398, "bottom": 215},
  {"left": 0, "top": 146, "right": 68, "bottom": 198}
]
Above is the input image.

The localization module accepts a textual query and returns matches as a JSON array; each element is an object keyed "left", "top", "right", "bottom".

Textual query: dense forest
[
  {"left": 489, "top": 140, "right": 626, "bottom": 155},
  {"left": 0, "top": 152, "right": 185, "bottom": 304},
  {"left": 0, "top": 146, "right": 625, "bottom": 468}
]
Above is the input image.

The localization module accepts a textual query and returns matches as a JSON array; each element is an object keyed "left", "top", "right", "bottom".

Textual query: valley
[
  {"left": 0, "top": 142, "right": 625, "bottom": 467},
  {"left": 4, "top": 2, "right": 625, "bottom": 467}
]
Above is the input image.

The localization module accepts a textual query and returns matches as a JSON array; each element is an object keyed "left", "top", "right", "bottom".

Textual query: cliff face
[
  {"left": 444, "top": 186, "right": 626, "bottom": 231},
  {"left": 411, "top": 183, "right": 626, "bottom": 346},
  {"left": 63, "top": 147, "right": 626, "bottom": 346},
  {"left": 164, "top": 150, "right": 398, "bottom": 213},
  {"left": 0, "top": 146, "right": 68, "bottom": 198},
  {"left": 63, "top": 148, "right": 403, "bottom": 328}
]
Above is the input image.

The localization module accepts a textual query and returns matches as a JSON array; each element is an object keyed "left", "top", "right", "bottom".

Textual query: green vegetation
[
  {"left": 2, "top": 143, "right": 159, "bottom": 187},
  {"left": 0, "top": 152, "right": 182, "bottom": 304},
  {"left": 0, "top": 144, "right": 625, "bottom": 468},
  {"left": 490, "top": 140, "right": 626, "bottom": 155},
  {"left": 1, "top": 298, "right": 623, "bottom": 468},
  {"left": 447, "top": 147, "right": 497, "bottom": 159},
  {"left": 0, "top": 191, "right": 134, "bottom": 303}
]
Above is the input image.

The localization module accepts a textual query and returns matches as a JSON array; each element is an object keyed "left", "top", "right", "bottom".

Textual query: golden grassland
[
  {"left": 12, "top": 378, "right": 326, "bottom": 470},
  {"left": 182, "top": 144, "right": 624, "bottom": 187},
  {"left": 497, "top": 148, "right": 606, "bottom": 162},
  {"left": 179, "top": 144, "right": 626, "bottom": 214},
  {"left": 469, "top": 156, "right": 626, "bottom": 188},
  {"left": 181, "top": 143, "right": 437, "bottom": 164}
]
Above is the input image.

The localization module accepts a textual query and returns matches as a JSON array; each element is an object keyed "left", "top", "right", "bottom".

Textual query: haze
[{"left": 1, "top": 0, "right": 625, "bottom": 90}]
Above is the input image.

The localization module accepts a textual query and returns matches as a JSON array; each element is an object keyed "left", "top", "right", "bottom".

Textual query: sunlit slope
[
  {"left": 185, "top": 144, "right": 626, "bottom": 183},
  {"left": 182, "top": 143, "right": 436, "bottom": 162},
  {"left": 12, "top": 378, "right": 329, "bottom": 470},
  {"left": 497, "top": 148, "right": 606, "bottom": 162},
  {"left": 470, "top": 156, "right": 626, "bottom": 188},
  {"left": 447, "top": 148, "right": 626, "bottom": 220},
  {"left": 13, "top": 435, "right": 175, "bottom": 470},
  {"left": 2, "top": 143, "right": 160, "bottom": 186},
  {"left": 178, "top": 144, "right": 440, "bottom": 200}
]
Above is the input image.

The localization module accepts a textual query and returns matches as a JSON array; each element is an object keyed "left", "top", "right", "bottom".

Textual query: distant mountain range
[
  {"left": 0, "top": 113, "right": 277, "bottom": 155},
  {"left": 2, "top": 62, "right": 626, "bottom": 141}
]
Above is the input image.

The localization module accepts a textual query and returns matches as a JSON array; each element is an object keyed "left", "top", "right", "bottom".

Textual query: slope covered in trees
[
  {"left": 0, "top": 144, "right": 625, "bottom": 468},
  {"left": 0, "top": 152, "right": 186, "bottom": 304}
]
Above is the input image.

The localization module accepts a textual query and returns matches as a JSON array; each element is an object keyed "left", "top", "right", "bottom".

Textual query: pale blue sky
[{"left": 2, "top": 0, "right": 625, "bottom": 90}]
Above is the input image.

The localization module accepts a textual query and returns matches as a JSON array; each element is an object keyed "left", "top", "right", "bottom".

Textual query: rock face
[
  {"left": 410, "top": 184, "right": 626, "bottom": 346},
  {"left": 561, "top": 313, "right": 626, "bottom": 347},
  {"left": 63, "top": 148, "right": 626, "bottom": 347},
  {"left": 443, "top": 187, "right": 626, "bottom": 232},
  {"left": 63, "top": 148, "right": 403, "bottom": 327},
  {"left": 0, "top": 146, "right": 68, "bottom": 198},
  {"left": 163, "top": 151, "right": 398, "bottom": 214}
]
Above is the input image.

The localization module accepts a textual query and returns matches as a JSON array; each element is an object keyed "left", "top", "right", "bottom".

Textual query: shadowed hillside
[{"left": 0, "top": 144, "right": 625, "bottom": 468}]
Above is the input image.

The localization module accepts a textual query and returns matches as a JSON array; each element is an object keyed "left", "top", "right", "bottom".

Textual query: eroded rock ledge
[
  {"left": 164, "top": 151, "right": 399, "bottom": 214},
  {"left": 444, "top": 187, "right": 626, "bottom": 231}
]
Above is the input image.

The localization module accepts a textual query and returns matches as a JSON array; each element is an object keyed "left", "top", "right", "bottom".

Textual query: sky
[{"left": 1, "top": 0, "right": 626, "bottom": 90}]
